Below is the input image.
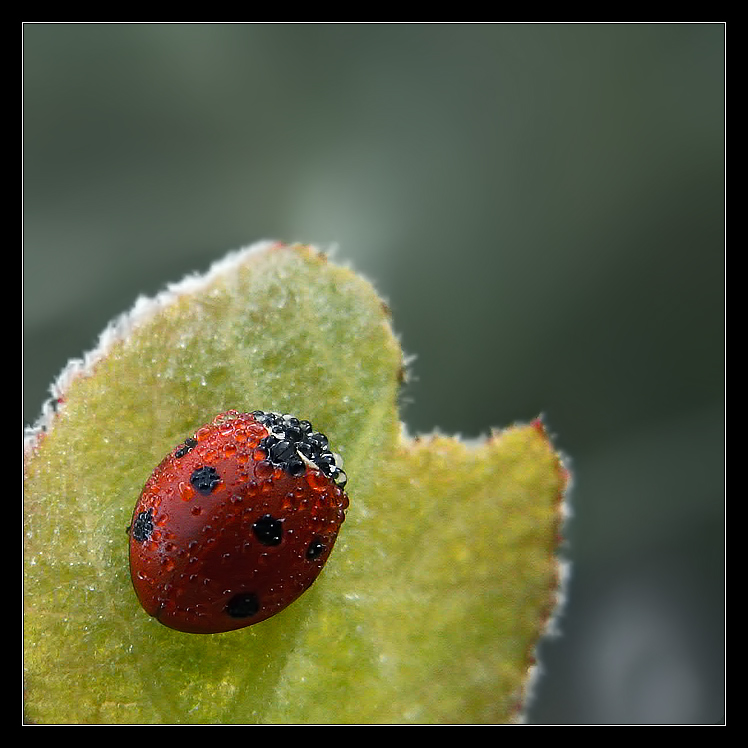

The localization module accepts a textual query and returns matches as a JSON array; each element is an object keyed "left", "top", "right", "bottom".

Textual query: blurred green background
[{"left": 23, "top": 23, "right": 724, "bottom": 724}]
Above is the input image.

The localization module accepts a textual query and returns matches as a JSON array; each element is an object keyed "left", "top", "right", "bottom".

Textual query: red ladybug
[{"left": 128, "top": 410, "right": 349, "bottom": 634}]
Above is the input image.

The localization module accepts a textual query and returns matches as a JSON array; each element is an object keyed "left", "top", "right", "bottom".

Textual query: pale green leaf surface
[{"left": 24, "top": 243, "right": 568, "bottom": 724}]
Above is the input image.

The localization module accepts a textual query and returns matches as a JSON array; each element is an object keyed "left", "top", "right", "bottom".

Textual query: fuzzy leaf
[{"left": 24, "top": 242, "right": 568, "bottom": 724}]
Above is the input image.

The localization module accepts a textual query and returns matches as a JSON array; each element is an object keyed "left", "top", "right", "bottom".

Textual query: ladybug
[{"left": 128, "top": 410, "right": 349, "bottom": 634}]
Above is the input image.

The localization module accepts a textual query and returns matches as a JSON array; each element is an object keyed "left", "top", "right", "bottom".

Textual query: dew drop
[
  {"left": 255, "top": 460, "right": 274, "bottom": 479},
  {"left": 306, "top": 470, "right": 329, "bottom": 493},
  {"left": 247, "top": 423, "right": 266, "bottom": 439}
]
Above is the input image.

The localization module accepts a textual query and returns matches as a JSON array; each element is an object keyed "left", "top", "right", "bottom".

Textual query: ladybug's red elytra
[{"left": 128, "top": 410, "right": 349, "bottom": 634}]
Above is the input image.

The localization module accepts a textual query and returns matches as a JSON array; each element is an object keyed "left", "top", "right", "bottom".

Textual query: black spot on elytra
[
  {"left": 175, "top": 437, "right": 197, "bottom": 458},
  {"left": 226, "top": 592, "right": 260, "bottom": 619},
  {"left": 132, "top": 508, "right": 154, "bottom": 542},
  {"left": 252, "top": 514, "right": 283, "bottom": 546},
  {"left": 190, "top": 465, "right": 220, "bottom": 494},
  {"left": 306, "top": 537, "right": 327, "bottom": 560}
]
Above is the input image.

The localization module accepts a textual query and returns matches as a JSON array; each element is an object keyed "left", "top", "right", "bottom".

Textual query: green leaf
[{"left": 24, "top": 242, "right": 568, "bottom": 724}]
